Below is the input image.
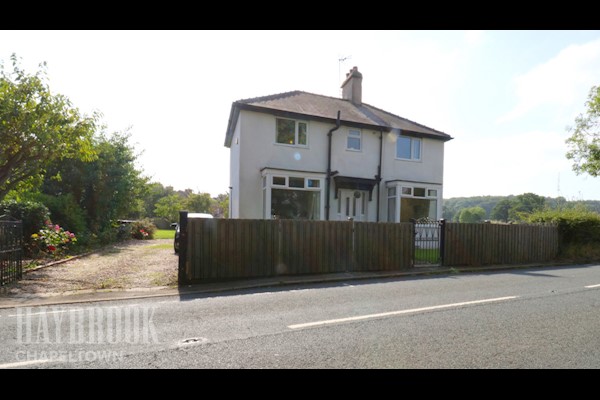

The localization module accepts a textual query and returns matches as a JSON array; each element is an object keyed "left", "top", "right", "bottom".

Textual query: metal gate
[
  {"left": 0, "top": 215, "right": 23, "bottom": 285},
  {"left": 412, "top": 218, "right": 445, "bottom": 267}
]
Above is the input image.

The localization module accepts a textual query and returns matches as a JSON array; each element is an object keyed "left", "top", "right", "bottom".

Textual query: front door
[{"left": 338, "top": 190, "right": 367, "bottom": 221}]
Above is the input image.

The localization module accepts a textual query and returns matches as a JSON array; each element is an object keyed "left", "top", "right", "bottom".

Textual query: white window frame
[
  {"left": 346, "top": 129, "right": 362, "bottom": 151},
  {"left": 261, "top": 170, "right": 325, "bottom": 220},
  {"left": 396, "top": 135, "right": 422, "bottom": 161},
  {"left": 386, "top": 182, "right": 441, "bottom": 223},
  {"left": 274, "top": 117, "right": 308, "bottom": 147}
]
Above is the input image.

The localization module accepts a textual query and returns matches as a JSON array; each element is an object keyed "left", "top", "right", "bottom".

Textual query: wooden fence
[
  {"left": 182, "top": 218, "right": 413, "bottom": 283},
  {"left": 179, "top": 217, "right": 561, "bottom": 284},
  {"left": 443, "top": 222, "right": 559, "bottom": 267}
]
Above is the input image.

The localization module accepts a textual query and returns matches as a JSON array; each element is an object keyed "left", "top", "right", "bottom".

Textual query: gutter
[
  {"left": 376, "top": 130, "right": 383, "bottom": 222},
  {"left": 325, "top": 111, "right": 341, "bottom": 220}
]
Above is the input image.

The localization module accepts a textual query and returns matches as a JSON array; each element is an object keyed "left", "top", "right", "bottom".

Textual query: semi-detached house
[{"left": 225, "top": 67, "right": 453, "bottom": 223}]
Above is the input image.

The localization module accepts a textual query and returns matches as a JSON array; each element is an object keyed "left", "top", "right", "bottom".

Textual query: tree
[
  {"left": 184, "top": 192, "right": 212, "bottom": 213},
  {"left": 211, "top": 193, "right": 229, "bottom": 218},
  {"left": 508, "top": 192, "right": 545, "bottom": 221},
  {"left": 0, "top": 54, "right": 97, "bottom": 201},
  {"left": 457, "top": 206, "right": 486, "bottom": 223},
  {"left": 141, "top": 182, "right": 175, "bottom": 217},
  {"left": 490, "top": 199, "right": 512, "bottom": 222},
  {"left": 154, "top": 194, "right": 183, "bottom": 223},
  {"left": 566, "top": 85, "right": 600, "bottom": 177},
  {"left": 38, "top": 132, "right": 147, "bottom": 234}
]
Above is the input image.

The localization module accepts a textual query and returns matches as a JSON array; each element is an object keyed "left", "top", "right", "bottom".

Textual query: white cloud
[{"left": 498, "top": 37, "right": 600, "bottom": 123}]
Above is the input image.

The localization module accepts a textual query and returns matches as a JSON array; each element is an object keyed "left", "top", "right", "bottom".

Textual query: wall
[
  {"left": 237, "top": 110, "right": 383, "bottom": 220},
  {"left": 232, "top": 110, "right": 446, "bottom": 222},
  {"left": 229, "top": 113, "right": 241, "bottom": 218}
]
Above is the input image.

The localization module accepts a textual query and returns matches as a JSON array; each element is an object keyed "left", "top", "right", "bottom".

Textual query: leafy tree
[
  {"left": 154, "top": 194, "right": 183, "bottom": 223},
  {"left": 457, "top": 206, "right": 486, "bottom": 223},
  {"left": 211, "top": 193, "right": 229, "bottom": 218},
  {"left": 442, "top": 204, "right": 456, "bottom": 221},
  {"left": 566, "top": 85, "right": 600, "bottom": 177},
  {"left": 38, "top": 132, "right": 147, "bottom": 235},
  {"left": 490, "top": 199, "right": 512, "bottom": 222},
  {"left": 142, "top": 182, "right": 175, "bottom": 217},
  {"left": 184, "top": 192, "right": 212, "bottom": 213},
  {"left": 508, "top": 192, "right": 545, "bottom": 221},
  {"left": 0, "top": 54, "right": 97, "bottom": 201}
]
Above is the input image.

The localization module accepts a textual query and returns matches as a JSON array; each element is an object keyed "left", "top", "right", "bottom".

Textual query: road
[{"left": 1, "top": 264, "right": 599, "bottom": 368}]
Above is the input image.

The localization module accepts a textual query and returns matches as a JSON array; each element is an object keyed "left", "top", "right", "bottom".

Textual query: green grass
[
  {"left": 415, "top": 248, "right": 440, "bottom": 263},
  {"left": 154, "top": 229, "right": 175, "bottom": 239},
  {"left": 146, "top": 243, "right": 173, "bottom": 250}
]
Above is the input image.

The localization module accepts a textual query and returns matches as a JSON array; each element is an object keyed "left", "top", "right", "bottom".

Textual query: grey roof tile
[{"left": 225, "top": 90, "right": 452, "bottom": 147}]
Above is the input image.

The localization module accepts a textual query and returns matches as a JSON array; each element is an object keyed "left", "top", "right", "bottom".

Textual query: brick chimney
[{"left": 341, "top": 66, "right": 362, "bottom": 105}]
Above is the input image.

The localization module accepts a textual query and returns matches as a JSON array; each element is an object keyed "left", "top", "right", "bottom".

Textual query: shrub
[
  {"left": 30, "top": 221, "right": 78, "bottom": 259},
  {"left": 36, "top": 193, "right": 87, "bottom": 235},
  {"left": 527, "top": 207, "right": 600, "bottom": 245},
  {"left": 0, "top": 200, "right": 50, "bottom": 255},
  {"left": 130, "top": 219, "right": 157, "bottom": 240}
]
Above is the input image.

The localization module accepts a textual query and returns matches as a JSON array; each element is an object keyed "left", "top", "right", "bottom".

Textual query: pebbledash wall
[{"left": 229, "top": 109, "right": 445, "bottom": 222}]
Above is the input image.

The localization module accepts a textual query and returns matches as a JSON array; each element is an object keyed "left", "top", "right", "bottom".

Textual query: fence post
[
  {"left": 409, "top": 218, "right": 416, "bottom": 267},
  {"left": 350, "top": 217, "right": 355, "bottom": 272},
  {"left": 177, "top": 211, "right": 189, "bottom": 286},
  {"left": 439, "top": 219, "right": 446, "bottom": 266}
]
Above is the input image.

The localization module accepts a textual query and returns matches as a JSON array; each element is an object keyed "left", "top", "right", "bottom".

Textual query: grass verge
[{"left": 154, "top": 229, "right": 175, "bottom": 239}]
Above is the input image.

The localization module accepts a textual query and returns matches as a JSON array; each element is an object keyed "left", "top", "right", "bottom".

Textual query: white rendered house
[{"left": 224, "top": 67, "right": 453, "bottom": 223}]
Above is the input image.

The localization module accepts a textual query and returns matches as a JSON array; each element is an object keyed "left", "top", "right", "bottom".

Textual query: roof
[{"left": 224, "top": 90, "right": 453, "bottom": 147}]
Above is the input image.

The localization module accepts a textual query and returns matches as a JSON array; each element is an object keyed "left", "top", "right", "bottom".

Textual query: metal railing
[
  {"left": 412, "top": 218, "right": 445, "bottom": 266},
  {"left": 0, "top": 215, "right": 23, "bottom": 286}
]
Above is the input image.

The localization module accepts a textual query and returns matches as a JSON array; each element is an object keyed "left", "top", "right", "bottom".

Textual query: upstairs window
[
  {"left": 396, "top": 136, "right": 421, "bottom": 160},
  {"left": 276, "top": 118, "right": 308, "bottom": 146},
  {"left": 347, "top": 129, "right": 362, "bottom": 151}
]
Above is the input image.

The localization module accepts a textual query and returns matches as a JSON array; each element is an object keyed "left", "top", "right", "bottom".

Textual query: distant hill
[{"left": 443, "top": 195, "right": 600, "bottom": 221}]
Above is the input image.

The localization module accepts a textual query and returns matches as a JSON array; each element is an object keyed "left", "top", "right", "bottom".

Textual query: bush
[
  {"left": 130, "top": 219, "right": 156, "bottom": 240},
  {"left": 527, "top": 207, "right": 600, "bottom": 245},
  {"left": 36, "top": 193, "right": 87, "bottom": 235},
  {"left": 30, "top": 221, "right": 78, "bottom": 259},
  {"left": 0, "top": 200, "right": 50, "bottom": 253}
]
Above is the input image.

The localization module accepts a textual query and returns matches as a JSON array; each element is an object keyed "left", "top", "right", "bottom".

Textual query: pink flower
[{"left": 69, "top": 233, "right": 75, "bottom": 238}]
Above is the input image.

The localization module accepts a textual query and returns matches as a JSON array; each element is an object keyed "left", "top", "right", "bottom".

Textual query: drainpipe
[
  {"left": 376, "top": 130, "right": 383, "bottom": 222},
  {"left": 325, "top": 110, "right": 341, "bottom": 220}
]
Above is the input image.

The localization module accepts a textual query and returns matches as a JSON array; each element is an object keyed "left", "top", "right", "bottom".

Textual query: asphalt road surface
[{"left": 1, "top": 264, "right": 599, "bottom": 368}]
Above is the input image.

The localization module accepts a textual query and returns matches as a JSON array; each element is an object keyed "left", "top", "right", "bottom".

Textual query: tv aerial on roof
[{"left": 338, "top": 55, "right": 352, "bottom": 93}]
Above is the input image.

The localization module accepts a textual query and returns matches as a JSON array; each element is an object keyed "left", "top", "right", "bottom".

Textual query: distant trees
[
  {"left": 151, "top": 190, "right": 229, "bottom": 222},
  {"left": 566, "top": 85, "right": 600, "bottom": 177},
  {"left": 508, "top": 193, "right": 545, "bottom": 221},
  {"left": 185, "top": 193, "right": 212, "bottom": 214},
  {"left": 444, "top": 193, "right": 596, "bottom": 224},
  {"left": 154, "top": 195, "right": 184, "bottom": 223},
  {"left": 456, "top": 206, "right": 486, "bottom": 223},
  {"left": 490, "top": 199, "right": 511, "bottom": 222}
]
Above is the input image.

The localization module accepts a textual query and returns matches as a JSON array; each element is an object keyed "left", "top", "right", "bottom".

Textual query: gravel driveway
[{"left": 1, "top": 239, "right": 178, "bottom": 297}]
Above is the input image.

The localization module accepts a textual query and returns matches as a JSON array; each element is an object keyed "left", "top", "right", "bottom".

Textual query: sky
[{"left": 1, "top": 30, "right": 600, "bottom": 200}]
